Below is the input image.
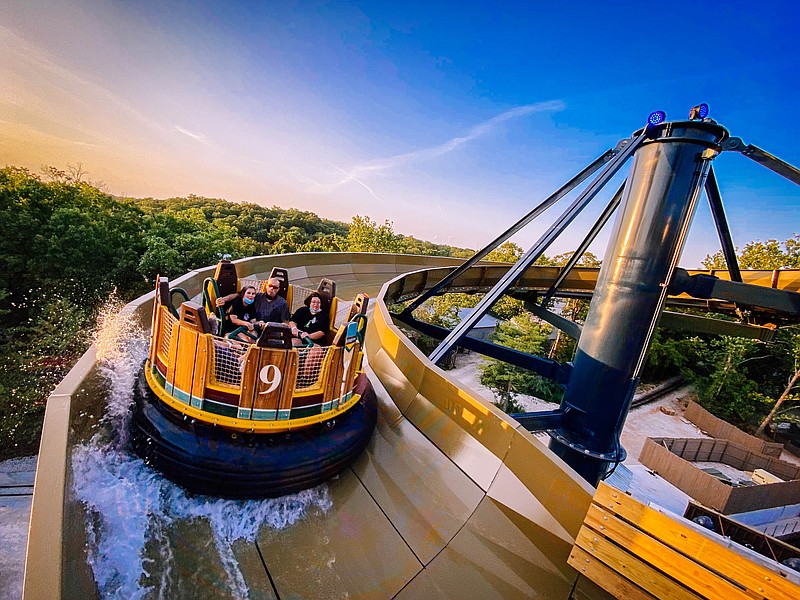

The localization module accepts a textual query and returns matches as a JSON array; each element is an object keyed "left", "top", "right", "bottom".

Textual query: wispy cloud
[
  {"left": 328, "top": 163, "right": 380, "bottom": 200},
  {"left": 173, "top": 125, "right": 208, "bottom": 144},
  {"left": 322, "top": 100, "right": 564, "bottom": 194},
  {"left": 0, "top": 25, "right": 175, "bottom": 145}
]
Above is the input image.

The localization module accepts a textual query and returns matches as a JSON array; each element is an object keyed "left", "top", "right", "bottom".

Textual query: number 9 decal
[{"left": 259, "top": 364, "right": 282, "bottom": 394}]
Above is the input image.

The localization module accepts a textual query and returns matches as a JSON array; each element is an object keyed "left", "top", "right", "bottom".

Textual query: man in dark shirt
[{"left": 216, "top": 277, "right": 290, "bottom": 327}]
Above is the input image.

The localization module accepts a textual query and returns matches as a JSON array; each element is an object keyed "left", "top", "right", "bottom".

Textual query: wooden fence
[
  {"left": 685, "top": 401, "right": 784, "bottom": 457},
  {"left": 639, "top": 438, "right": 800, "bottom": 514}
]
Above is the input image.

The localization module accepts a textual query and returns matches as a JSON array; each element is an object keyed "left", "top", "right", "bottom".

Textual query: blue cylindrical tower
[{"left": 549, "top": 120, "right": 728, "bottom": 485}]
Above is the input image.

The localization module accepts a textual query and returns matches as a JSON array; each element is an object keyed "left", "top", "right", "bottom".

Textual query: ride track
[
  {"left": 23, "top": 252, "right": 800, "bottom": 600},
  {"left": 25, "top": 111, "right": 800, "bottom": 598}
]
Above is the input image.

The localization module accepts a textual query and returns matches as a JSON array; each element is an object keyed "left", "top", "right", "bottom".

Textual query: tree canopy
[{"left": 703, "top": 236, "right": 800, "bottom": 270}]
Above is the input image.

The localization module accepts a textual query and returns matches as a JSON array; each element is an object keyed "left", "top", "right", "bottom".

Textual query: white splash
[{"left": 72, "top": 299, "right": 332, "bottom": 598}]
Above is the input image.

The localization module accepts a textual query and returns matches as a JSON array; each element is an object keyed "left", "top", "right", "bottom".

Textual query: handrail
[
  {"left": 202, "top": 276, "right": 225, "bottom": 323},
  {"left": 168, "top": 287, "right": 190, "bottom": 318}
]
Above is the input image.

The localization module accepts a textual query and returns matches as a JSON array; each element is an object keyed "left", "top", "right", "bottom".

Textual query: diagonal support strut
[{"left": 428, "top": 131, "right": 647, "bottom": 364}]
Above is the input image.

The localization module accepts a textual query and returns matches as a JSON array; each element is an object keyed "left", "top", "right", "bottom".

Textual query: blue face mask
[
  {"left": 310, "top": 306, "right": 321, "bottom": 314},
  {"left": 243, "top": 297, "right": 254, "bottom": 305}
]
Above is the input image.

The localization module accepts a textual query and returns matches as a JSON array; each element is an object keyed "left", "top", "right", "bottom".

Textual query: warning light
[
  {"left": 647, "top": 111, "right": 666, "bottom": 126},
  {"left": 689, "top": 103, "right": 709, "bottom": 120}
]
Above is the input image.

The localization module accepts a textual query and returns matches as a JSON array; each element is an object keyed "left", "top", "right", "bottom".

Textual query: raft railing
[{"left": 148, "top": 284, "right": 363, "bottom": 429}]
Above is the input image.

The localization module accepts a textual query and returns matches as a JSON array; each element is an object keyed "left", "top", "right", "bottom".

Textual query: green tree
[
  {"left": 0, "top": 167, "right": 149, "bottom": 308},
  {"left": 137, "top": 209, "right": 257, "bottom": 280},
  {"left": 298, "top": 233, "right": 346, "bottom": 252},
  {"left": 479, "top": 314, "right": 563, "bottom": 411},
  {"left": 643, "top": 329, "right": 704, "bottom": 382},
  {"left": 703, "top": 235, "right": 800, "bottom": 270},
  {"left": 486, "top": 242, "right": 523, "bottom": 263},
  {"left": 413, "top": 293, "right": 480, "bottom": 328},
  {"left": 686, "top": 336, "right": 774, "bottom": 424},
  {"left": 346, "top": 215, "right": 403, "bottom": 252},
  {"left": 693, "top": 234, "right": 800, "bottom": 429}
]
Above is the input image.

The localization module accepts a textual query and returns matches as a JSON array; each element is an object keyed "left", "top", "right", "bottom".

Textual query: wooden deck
[{"left": 569, "top": 481, "right": 800, "bottom": 599}]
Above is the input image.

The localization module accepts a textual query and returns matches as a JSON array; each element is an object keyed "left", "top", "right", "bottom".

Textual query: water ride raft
[{"left": 130, "top": 261, "right": 377, "bottom": 498}]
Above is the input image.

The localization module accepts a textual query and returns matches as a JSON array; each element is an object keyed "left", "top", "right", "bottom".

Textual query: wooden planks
[
  {"left": 568, "top": 546, "right": 657, "bottom": 600},
  {"left": 568, "top": 482, "right": 800, "bottom": 600}
]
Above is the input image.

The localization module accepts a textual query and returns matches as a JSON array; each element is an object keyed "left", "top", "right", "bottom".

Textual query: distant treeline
[{"left": 1, "top": 166, "right": 471, "bottom": 311}]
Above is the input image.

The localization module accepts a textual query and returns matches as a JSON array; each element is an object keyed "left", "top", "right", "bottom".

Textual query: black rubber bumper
[{"left": 130, "top": 369, "right": 377, "bottom": 498}]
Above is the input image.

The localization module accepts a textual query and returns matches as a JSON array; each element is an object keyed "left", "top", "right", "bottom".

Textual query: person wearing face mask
[
  {"left": 289, "top": 292, "right": 329, "bottom": 346},
  {"left": 216, "top": 277, "right": 290, "bottom": 325},
  {"left": 224, "top": 285, "right": 262, "bottom": 340}
]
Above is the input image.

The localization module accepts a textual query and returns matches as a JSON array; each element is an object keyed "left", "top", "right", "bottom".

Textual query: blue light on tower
[
  {"left": 647, "top": 111, "right": 666, "bottom": 126},
  {"left": 689, "top": 103, "right": 709, "bottom": 120}
]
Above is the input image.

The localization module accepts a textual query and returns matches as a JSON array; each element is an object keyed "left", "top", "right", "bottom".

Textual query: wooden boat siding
[
  {"left": 324, "top": 346, "right": 346, "bottom": 406},
  {"left": 339, "top": 342, "right": 360, "bottom": 406},
  {"left": 200, "top": 384, "right": 239, "bottom": 405},
  {"left": 173, "top": 325, "right": 202, "bottom": 408},
  {"left": 320, "top": 346, "right": 343, "bottom": 404},
  {"left": 569, "top": 481, "right": 800, "bottom": 600},
  {"left": 240, "top": 346, "right": 299, "bottom": 416},
  {"left": 145, "top": 276, "right": 368, "bottom": 428}
]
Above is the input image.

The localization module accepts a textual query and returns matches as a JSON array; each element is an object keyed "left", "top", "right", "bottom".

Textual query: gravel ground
[{"left": 0, "top": 456, "right": 36, "bottom": 600}]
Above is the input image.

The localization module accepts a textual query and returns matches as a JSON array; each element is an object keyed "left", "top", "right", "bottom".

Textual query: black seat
[
  {"left": 214, "top": 260, "right": 239, "bottom": 297},
  {"left": 256, "top": 322, "right": 294, "bottom": 349},
  {"left": 316, "top": 278, "right": 336, "bottom": 306}
]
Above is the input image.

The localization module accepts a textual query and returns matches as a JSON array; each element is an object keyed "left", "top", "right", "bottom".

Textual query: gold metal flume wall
[{"left": 24, "top": 252, "right": 800, "bottom": 599}]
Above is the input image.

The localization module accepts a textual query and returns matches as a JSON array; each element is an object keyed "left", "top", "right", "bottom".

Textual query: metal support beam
[
  {"left": 659, "top": 311, "right": 777, "bottom": 341},
  {"left": 668, "top": 268, "right": 800, "bottom": 316},
  {"left": 428, "top": 132, "right": 647, "bottom": 365},
  {"left": 510, "top": 409, "right": 568, "bottom": 432},
  {"left": 705, "top": 166, "right": 742, "bottom": 282},
  {"left": 391, "top": 311, "right": 572, "bottom": 383},
  {"left": 402, "top": 145, "right": 624, "bottom": 315},
  {"left": 723, "top": 137, "right": 800, "bottom": 186},
  {"left": 525, "top": 302, "right": 582, "bottom": 340},
  {"left": 707, "top": 278, "right": 800, "bottom": 315}
]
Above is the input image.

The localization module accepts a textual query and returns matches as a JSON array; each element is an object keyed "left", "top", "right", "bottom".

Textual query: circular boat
[{"left": 130, "top": 261, "right": 377, "bottom": 498}]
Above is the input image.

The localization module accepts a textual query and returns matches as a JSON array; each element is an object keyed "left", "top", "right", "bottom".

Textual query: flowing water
[{"left": 69, "top": 301, "right": 333, "bottom": 599}]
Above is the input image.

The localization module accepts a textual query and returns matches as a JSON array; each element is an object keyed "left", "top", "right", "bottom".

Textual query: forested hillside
[{"left": 0, "top": 166, "right": 469, "bottom": 458}]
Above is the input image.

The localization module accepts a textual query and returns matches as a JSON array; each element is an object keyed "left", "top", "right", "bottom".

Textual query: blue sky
[{"left": 1, "top": 0, "right": 797, "bottom": 266}]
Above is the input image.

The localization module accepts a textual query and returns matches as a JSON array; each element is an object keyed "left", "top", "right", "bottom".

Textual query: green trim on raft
[{"left": 150, "top": 363, "right": 352, "bottom": 423}]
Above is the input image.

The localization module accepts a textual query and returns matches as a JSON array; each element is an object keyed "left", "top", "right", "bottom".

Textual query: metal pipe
[
  {"left": 723, "top": 137, "right": 800, "bottom": 186},
  {"left": 548, "top": 120, "right": 728, "bottom": 486}
]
